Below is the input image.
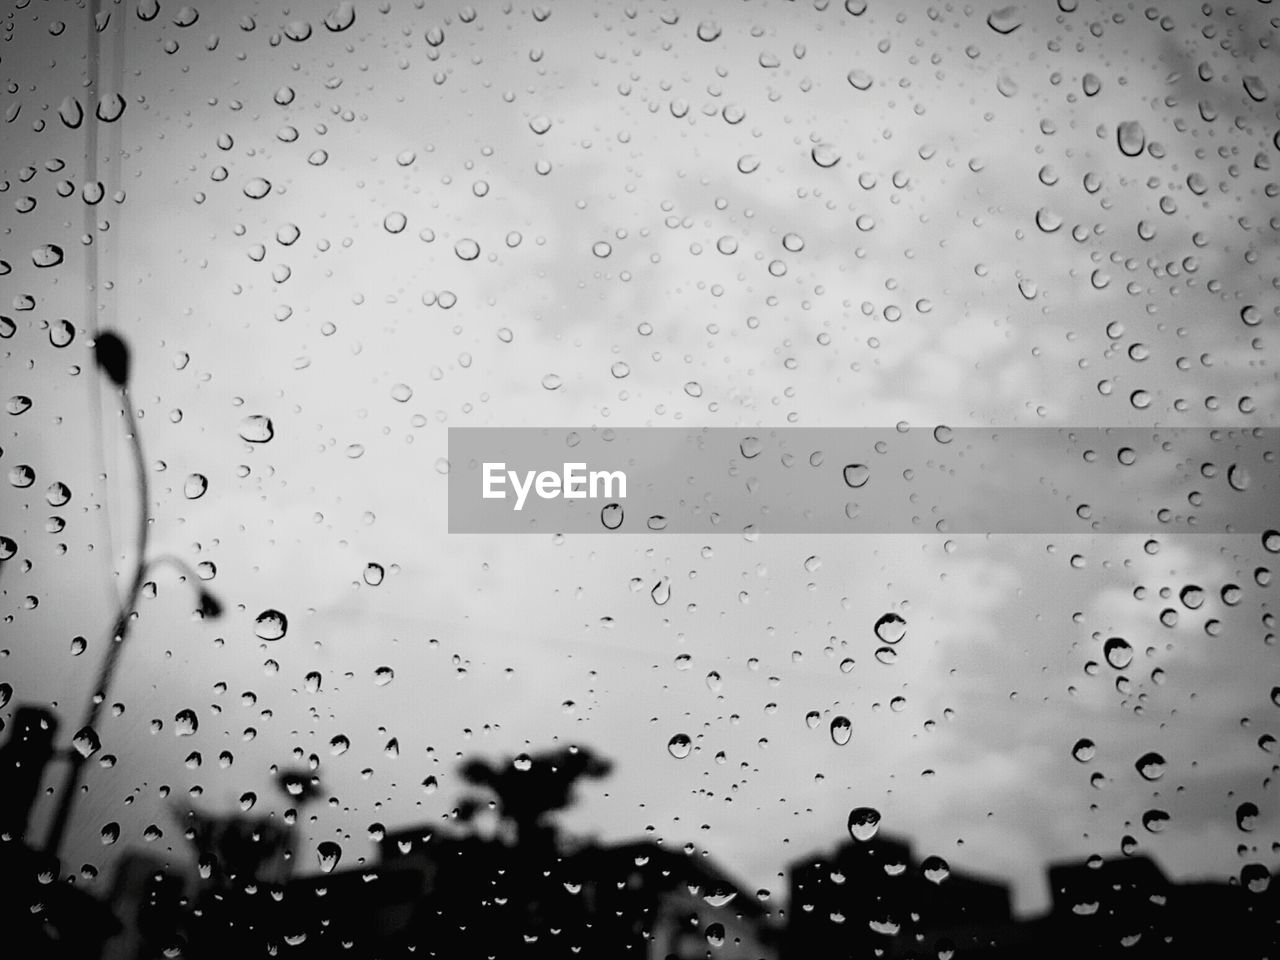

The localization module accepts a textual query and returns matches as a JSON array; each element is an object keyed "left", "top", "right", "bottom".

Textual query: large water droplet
[
  {"left": 73, "top": 726, "right": 101, "bottom": 758},
  {"left": 843, "top": 463, "right": 870, "bottom": 488},
  {"left": 986, "top": 6, "right": 1022, "bottom": 34},
  {"left": 238, "top": 415, "right": 274, "bottom": 443},
  {"left": 254, "top": 609, "right": 288, "bottom": 641},
  {"left": 667, "top": 734, "right": 692, "bottom": 758},
  {"left": 324, "top": 1, "right": 356, "bottom": 31},
  {"left": 316, "top": 841, "right": 342, "bottom": 873},
  {"left": 601, "top": 502, "right": 624, "bottom": 530},
  {"left": 651, "top": 577, "right": 671, "bottom": 606},
  {"left": 1236, "top": 802, "right": 1258, "bottom": 832},
  {"left": 922, "top": 855, "right": 950, "bottom": 884},
  {"left": 1103, "top": 637, "right": 1132, "bottom": 670},
  {"left": 32, "top": 244, "right": 64, "bottom": 268},
  {"left": 874, "top": 613, "right": 906, "bottom": 645},
  {"left": 830, "top": 716, "right": 852, "bottom": 745},
  {"left": 1134, "top": 751, "right": 1165, "bottom": 781},
  {"left": 174, "top": 709, "right": 198, "bottom": 736},
  {"left": 847, "top": 806, "right": 881, "bottom": 841},
  {"left": 1116, "top": 121, "right": 1145, "bottom": 157}
]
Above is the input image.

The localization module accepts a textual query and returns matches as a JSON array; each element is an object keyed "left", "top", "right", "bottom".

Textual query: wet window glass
[{"left": 1, "top": 1, "right": 1277, "bottom": 957}]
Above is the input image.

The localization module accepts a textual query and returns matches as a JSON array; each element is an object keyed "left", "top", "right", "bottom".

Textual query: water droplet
[
  {"left": 1134, "top": 752, "right": 1165, "bottom": 781},
  {"left": 847, "top": 69, "right": 873, "bottom": 91},
  {"left": 667, "top": 734, "right": 692, "bottom": 758},
  {"left": 323, "top": 1, "right": 355, "bottom": 32},
  {"left": 59, "top": 97, "right": 84, "bottom": 129},
  {"left": 922, "top": 855, "right": 950, "bottom": 884},
  {"left": 1103, "top": 637, "right": 1132, "bottom": 670},
  {"left": 1227, "top": 464, "right": 1251, "bottom": 492},
  {"left": 243, "top": 177, "right": 272, "bottom": 199},
  {"left": 73, "top": 726, "right": 101, "bottom": 758},
  {"left": 1116, "top": 121, "right": 1145, "bottom": 157},
  {"left": 1141, "top": 809, "right": 1169, "bottom": 833},
  {"left": 7, "top": 395, "right": 32, "bottom": 415},
  {"left": 830, "top": 716, "right": 852, "bottom": 745},
  {"left": 843, "top": 464, "right": 870, "bottom": 488},
  {"left": 592, "top": 240, "right": 612, "bottom": 258},
  {"left": 847, "top": 806, "right": 881, "bottom": 841},
  {"left": 184, "top": 473, "right": 208, "bottom": 499},
  {"left": 50, "top": 320, "right": 76, "bottom": 347},
  {"left": 96, "top": 93, "right": 126, "bottom": 122},
  {"left": 529, "top": 115, "right": 552, "bottom": 135},
  {"left": 986, "top": 6, "right": 1022, "bottom": 34},
  {"left": 174, "top": 709, "right": 198, "bottom": 736},
  {"left": 454, "top": 238, "right": 480, "bottom": 260},
  {"left": 329, "top": 734, "right": 350, "bottom": 756},
  {"left": 600, "top": 502, "right": 624, "bottom": 530},
  {"left": 1236, "top": 802, "right": 1258, "bottom": 832},
  {"left": 316, "top": 841, "right": 342, "bottom": 873},
  {"left": 696, "top": 20, "right": 721, "bottom": 41},
  {"left": 703, "top": 920, "right": 725, "bottom": 946},
  {"left": 874, "top": 613, "right": 906, "bottom": 645},
  {"left": 1178, "top": 585, "right": 1204, "bottom": 609},
  {"left": 811, "top": 143, "right": 841, "bottom": 168},
  {"left": 1242, "top": 75, "right": 1269, "bottom": 103},
  {"left": 238, "top": 415, "right": 273, "bottom": 443},
  {"left": 1241, "top": 863, "right": 1270, "bottom": 894},
  {"left": 651, "top": 577, "right": 671, "bottom": 605},
  {"left": 32, "top": 244, "right": 64, "bottom": 268},
  {"left": 254, "top": 609, "right": 288, "bottom": 641}
]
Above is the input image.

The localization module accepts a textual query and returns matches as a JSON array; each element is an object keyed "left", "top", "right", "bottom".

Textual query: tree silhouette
[{"left": 456, "top": 745, "right": 611, "bottom": 850}]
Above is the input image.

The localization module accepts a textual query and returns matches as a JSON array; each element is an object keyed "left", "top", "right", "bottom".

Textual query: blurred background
[{"left": 1, "top": 0, "right": 1277, "bottom": 956}]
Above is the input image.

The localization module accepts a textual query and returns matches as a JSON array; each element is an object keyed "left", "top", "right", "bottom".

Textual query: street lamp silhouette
[{"left": 42, "top": 331, "right": 224, "bottom": 865}]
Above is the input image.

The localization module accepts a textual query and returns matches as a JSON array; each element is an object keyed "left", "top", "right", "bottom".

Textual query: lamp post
[{"left": 42, "top": 333, "right": 222, "bottom": 865}]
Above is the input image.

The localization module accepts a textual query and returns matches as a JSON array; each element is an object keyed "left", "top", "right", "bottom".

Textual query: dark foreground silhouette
[{"left": 2, "top": 705, "right": 1275, "bottom": 958}]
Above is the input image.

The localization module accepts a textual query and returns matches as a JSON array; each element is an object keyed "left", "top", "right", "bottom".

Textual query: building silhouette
[{"left": 1, "top": 711, "right": 1276, "bottom": 959}]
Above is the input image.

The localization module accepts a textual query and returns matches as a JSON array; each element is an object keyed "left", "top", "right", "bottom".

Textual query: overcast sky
[{"left": 2, "top": 0, "right": 1278, "bottom": 916}]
